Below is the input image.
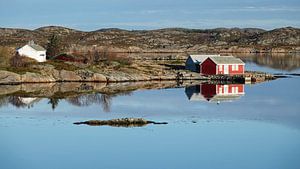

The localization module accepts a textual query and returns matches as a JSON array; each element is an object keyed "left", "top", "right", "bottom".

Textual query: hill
[{"left": 0, "top": 26, "right": 299, "bottom": 53}]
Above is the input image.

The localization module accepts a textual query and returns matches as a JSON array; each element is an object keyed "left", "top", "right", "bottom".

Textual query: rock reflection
[
  {"left": 0, "top": 81, "right": 175, "bottom": 111},
  {"left": 185, "top": 83, "right": 245, "bottom": 103}
]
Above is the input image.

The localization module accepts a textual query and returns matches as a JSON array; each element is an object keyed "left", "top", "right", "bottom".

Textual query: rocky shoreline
[{"left": 0, "top": 68, "right": 275, "bottom": 85}]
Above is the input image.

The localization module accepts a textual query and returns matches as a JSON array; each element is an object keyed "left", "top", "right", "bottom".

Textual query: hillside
[{"left": 0, "top": 26, "right": 299, "bottom": 53}]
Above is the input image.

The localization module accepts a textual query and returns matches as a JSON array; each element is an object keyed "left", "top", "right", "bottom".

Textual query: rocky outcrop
[
  {"left": 21, "top": 72, "right": 56, "bottom": 83},
  {"left": 0, "top": 67, "right": 108, "bottom": 84},
  {"left": 0, "top": 68, "right": 274, "bottom": 84},
  {"left": 73, "top": 118, "right": 168, "bottom": 127},
  {"left": 59, "top": 70, "right": 82, "bottom": 81},
  {"left": 0, "top": 70, "right": 21, "bottom": 84}
]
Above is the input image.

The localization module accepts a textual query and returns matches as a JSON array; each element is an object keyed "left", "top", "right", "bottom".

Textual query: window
[
  {"left": 219, "top": 65, "right": 223, "bottom": 71},
  {"left": 232, "top": 87, "right": 238, "bottom": 93},
  {"left": 232, "top": 65, "right": 238, "bottom": 71}
]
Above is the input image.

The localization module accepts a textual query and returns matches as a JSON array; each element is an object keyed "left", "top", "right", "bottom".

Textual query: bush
[
  {"left": 10, "top": 52, "right": 36, "bottom": 68},
  {"left": 10, "top": 52, "right": 26, "bottom": 67},
  {"left": 73, "top": 47, "right": 132, "bottom": 66}
]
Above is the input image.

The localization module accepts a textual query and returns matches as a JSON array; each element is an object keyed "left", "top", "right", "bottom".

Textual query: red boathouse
[{"left": 200, "top": 56, "right": 245, "bottom": 75}]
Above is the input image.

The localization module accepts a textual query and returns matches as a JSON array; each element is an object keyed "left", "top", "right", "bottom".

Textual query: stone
[
  {"left": 60, "top": 70, "right": 81, "bottom": 82},
  {"left": 0, "top": 70, "right": 21, "bottom": 84},
  {"left": 92, "top": 73, "right": 107, "bottom": 82},
  {"left": 21, "top": 72, "right": 55, "bottom": 83}
]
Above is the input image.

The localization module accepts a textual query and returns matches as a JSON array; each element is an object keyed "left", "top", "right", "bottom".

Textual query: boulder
[
  {"left": 60, "top": 70, "right": 81, "bottom": 81},
  {"left": 92, "top": 73, "right": 107, "bottom": 82},
  {"left": 0, "top": 70, "right": 21, "bottom": 84},
  {"left": 21, "top": 72, "right": 55, "bottom": 83}
]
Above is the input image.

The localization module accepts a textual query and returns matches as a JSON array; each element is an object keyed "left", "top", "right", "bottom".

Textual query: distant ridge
[{"left": 0, "top": 26, "right": 299, "bottom": 53}]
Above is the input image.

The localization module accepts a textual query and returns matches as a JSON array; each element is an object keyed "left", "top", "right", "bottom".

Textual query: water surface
[{"left": 1, "top": 54, "right": 300, "bottom": 169}]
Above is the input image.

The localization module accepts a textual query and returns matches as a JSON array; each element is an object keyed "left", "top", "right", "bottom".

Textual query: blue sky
[{"left": 0, "top": 0, "right": 299, "bottom": 30}]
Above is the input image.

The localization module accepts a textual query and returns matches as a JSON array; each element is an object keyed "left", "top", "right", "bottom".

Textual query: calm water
[{"left": 1, "top": 55, "right": 300, "bottom": 169}]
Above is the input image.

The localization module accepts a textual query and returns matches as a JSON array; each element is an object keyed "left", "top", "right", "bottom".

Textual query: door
[{"left": 224, "top": 65, "right": 229, "bottom": 74}]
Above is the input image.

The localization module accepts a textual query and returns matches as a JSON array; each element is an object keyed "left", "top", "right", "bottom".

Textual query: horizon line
[{"left": 1, "top": 25, "right": 298, "bottom": 32}]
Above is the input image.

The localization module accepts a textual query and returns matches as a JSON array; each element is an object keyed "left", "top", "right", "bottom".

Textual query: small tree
[
  {"left": 93, "top": 50, "right": 100, "bottom": 63},
  {"left": 46, "top": 34, "right": 62, "bottom": 59}
]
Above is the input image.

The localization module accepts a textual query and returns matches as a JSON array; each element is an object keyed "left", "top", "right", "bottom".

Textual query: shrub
[
  {"left": 99, "top": 48, "right": 132, "bottom": 66},
  {"left": 10, "top": 52, "right": 26, "bottom": 67},
  {"left": 10, "top": 52, "right": 36, "bottom": 68},
  {"left": 65, "top": 47, "right": 132, "bottom": 67}
]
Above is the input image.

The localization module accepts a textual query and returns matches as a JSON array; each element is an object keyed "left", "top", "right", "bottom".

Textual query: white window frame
[
  {"left": 219, "top": 87, "right": 223, "bottom": 94},
  {"left": 232, "top": 65, "right": 239, "bottom": 71},
  {"left": 219, "top": 65, "right": 223, "bottom": 71}
]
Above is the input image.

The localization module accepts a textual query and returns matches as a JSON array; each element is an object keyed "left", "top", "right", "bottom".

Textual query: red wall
[
  {"left": 201, "top": 58, "right": 217, "bottom": 75},
  {"left": 201, "top": 84, "right": 217, "bottom": 100},
  {"left": 201, "top": 58, "right": 245, "bottom": 75},
  {"left": 216, "top": 84, "right": 244, "bottom": 94},
  {"left": 216, "top": 64, "right": 244, "bottom": 75},
  {"left": 228, "top": 65, "right": 244, "bottom": 75},
  {"left": 217, "top": 65, "right": 224, "bottom": 74}
]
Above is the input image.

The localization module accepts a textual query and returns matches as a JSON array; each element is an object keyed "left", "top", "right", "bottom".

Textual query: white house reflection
[
  {"left": 8, "top": 96, "right": 41, "bottom": 108},
  {"left": 185, "top": 83, "right": 245, "bottom": 103}
]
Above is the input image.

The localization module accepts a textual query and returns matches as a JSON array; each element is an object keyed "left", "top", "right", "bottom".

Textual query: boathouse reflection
[{"left": 185, "top": 83, "right": 245, "bottom": 103}]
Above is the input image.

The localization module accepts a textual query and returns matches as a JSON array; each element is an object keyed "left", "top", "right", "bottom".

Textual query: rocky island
[{"left": 0, "top": 57, "right": 275, "bottom": 84}]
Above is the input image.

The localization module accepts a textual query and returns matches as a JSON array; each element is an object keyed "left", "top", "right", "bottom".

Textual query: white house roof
[
  {"left": 208, "top": 94, "right": 244, "bottom": 103},
  {"left": 208, "top": 56, "right": 245, "bottom": 65},
  {"left": 28, "top": 43, "right": 46, "bottom": 51},
  {"left": 188, "top": 93, "right": 206, "bottom": 101},
  {"left": 20, "top": 40, "right": 46, "bottom": 51},
  {"left": 189, "top": 54, "right": 220, "bottom": 63}
]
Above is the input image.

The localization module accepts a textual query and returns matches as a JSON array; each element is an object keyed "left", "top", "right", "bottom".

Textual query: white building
[
  {"left": 17, "top": 41, "right": 46, "bottom": 62},
  {"left": 185, "top": 54, "right": 220, "bottom": 72}
]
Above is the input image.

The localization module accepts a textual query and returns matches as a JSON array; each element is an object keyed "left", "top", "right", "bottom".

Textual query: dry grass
[
  {"left": 0, "top": 46, "right": 14, "bottom": 67},
  {"left": 45, "top": 60, "right": 78, "bottom": 71}
]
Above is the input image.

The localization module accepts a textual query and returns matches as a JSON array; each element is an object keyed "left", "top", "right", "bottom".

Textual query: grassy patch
[
  {"left": 0, "top": 46, "right": 14, "bottom": 67},
  {"left": 45, "top": 60, "right": 79, "bottom": 71},
  {"left": 2, "top": 66, "right": 41, "bottom": 74}
]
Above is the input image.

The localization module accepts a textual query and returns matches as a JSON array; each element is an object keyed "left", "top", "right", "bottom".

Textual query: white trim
[
  {"left": 224, "top": 65, "right": 229, "bottom": 74},
  {"left": 217, "top": 63, "right": 245, "bottom": 65},
  {"left": 219, "top": 65, "right": 223, "bottom": 71}
]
